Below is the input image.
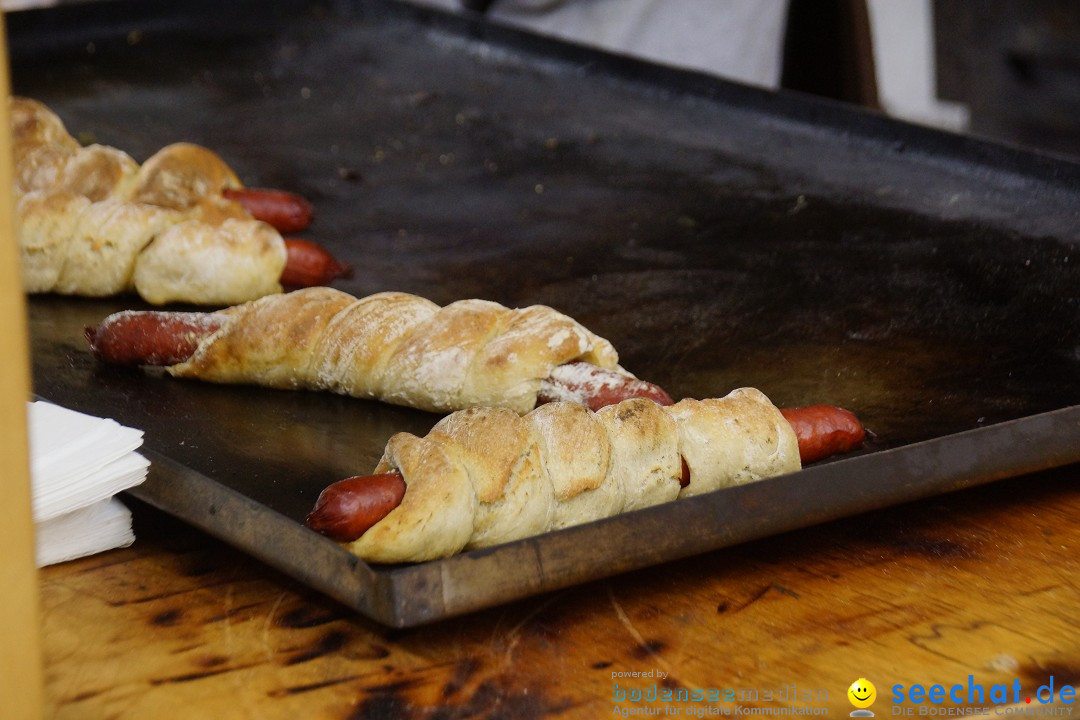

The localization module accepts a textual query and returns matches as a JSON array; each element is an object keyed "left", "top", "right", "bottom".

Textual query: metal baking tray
[{"left": 13, "top": 0, "right": 1080, "bottom": 626}]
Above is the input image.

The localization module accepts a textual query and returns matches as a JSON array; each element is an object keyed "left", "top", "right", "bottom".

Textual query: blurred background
[
  {"left": 402, "top": 0, "right": 1080, "bottom": 160},
  {"left": 3, "top": 0, "right": 1079, "bottom": 159}
]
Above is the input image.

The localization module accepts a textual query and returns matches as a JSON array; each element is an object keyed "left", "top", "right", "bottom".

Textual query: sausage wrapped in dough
[
  {"left": 328, "top": 390, "right": 801, "bottom": 563},
  {"left": 12, "top": 96, "right": 286, "bottom": 305}
]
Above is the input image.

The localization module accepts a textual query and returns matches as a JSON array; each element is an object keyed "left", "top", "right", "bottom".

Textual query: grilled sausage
[
  {"left": 85, "top": 311, "right": 225, "bottom": 366},
  {"left": 222, "top": 187, "right": 314, "bottom": 234},
  {"left": 305, "top": 473, "right": 407, "bottom": 542},
  {"left": 780, "top": 405, "right": 866, "bottom": 464},
  {"left": 280, "top": 238, "right": 353, "bottom": 288}
]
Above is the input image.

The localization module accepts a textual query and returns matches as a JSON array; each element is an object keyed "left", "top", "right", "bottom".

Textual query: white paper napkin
[
  {"left": 35, "top": 497, "right": 136, "bottom": 567},
  {"left": 28, "top": 401, "right": 148, "bottom": 522},
  {"left": 27, "top": 401, "right": 149, "bottom": 567}
]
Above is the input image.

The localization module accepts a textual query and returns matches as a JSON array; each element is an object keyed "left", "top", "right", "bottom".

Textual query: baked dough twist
[
  {"left": 168, "top": 286, "right": 624, "bottom": 414},
  {"left": 350, "top": 390, "right": 801, "bottom": 563},
  {"left": 12, "top": 96, "right": 285, "bottom": 305}
]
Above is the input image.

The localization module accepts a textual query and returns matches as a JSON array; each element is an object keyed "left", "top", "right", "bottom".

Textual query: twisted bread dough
[
  {"left": 12, "top": 97, "right": 285, "bottom": 305},
  {"left": 350, "top": 390, "right": 800, "bottom": 563},
  {"left": 168, "top": 286, "right": 624, "bottom": 414}
]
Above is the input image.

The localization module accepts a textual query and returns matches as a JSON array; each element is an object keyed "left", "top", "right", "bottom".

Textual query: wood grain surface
[{"left": 40, "top": 463, "right": 1080, "bottom": 719}]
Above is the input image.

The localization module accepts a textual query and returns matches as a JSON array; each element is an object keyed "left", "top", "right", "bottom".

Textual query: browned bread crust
[
  {"left": 12, "top": 97, "right": 285, "bottom": 305},
  {"left": 348, "top": 390, "right": 800, "bottom": 563}
]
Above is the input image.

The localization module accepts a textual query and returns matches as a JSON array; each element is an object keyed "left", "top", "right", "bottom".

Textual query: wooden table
[{"left": 38, "top": 462, "right": 1080, "bottom": 719}]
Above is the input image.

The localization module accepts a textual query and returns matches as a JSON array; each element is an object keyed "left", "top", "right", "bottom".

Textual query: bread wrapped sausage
[
  {"left": 339, "top": 390, "right": 800, "bottom": 563},
  {"left": 160, "top": 286, "right": 625, "bottom": 414},
  {"left": 11, "top": 96, "right": 286, "bottom": 305}
]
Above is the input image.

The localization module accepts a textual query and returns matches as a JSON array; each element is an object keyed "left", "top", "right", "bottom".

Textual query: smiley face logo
[{"left": 848, "top": 678, "right": 877, "bottom": 709}]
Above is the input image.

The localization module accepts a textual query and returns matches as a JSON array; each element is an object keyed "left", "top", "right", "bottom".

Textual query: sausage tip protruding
[
  {"left": 780, "top": 405, "right": 866, "bottom": 464},
  {"left": 281, "top": 237, "right": 352, "bottom": 288},
  {"left": 223, "top": 187, "right": 314, "bottom": 234},
  {"left": 306, "top": 472, "right": 407, "bottom": 542},
  {"left": 86, "top": 310, "right": 225, "bottom": 366}
]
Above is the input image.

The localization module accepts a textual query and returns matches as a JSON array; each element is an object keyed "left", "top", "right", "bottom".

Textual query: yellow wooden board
[{"left": 0, "top": 10, "right": 44, "bottom": 719}]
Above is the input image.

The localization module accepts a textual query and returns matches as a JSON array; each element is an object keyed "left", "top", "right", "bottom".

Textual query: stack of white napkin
[{"left": 28, "top": 401, "right": 150, "bottom": 567}]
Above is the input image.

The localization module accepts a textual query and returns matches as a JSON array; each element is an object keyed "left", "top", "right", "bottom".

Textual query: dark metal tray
[{"left": 13, "top": 0, "right": 1080, "bottom": 626}]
